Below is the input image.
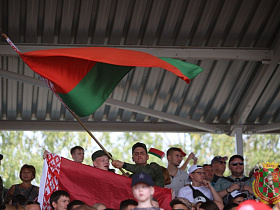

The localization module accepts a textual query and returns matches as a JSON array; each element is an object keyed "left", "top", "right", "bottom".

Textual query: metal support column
[{"left": 235, "top": 127, "right": 244, "bottom": 156}]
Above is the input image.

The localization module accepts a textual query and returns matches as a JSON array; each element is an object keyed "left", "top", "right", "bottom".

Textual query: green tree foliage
[{"left": 0, "top": 131, "right": 279, "bottom": 189}]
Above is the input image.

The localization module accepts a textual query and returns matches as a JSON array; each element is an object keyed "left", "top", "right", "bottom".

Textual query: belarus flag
[
  {"left": 19, "top": 47, "right": 204, "bottom": 117},
  {"left": 38, "top": 153, "right": 172, "bottom": 210}
]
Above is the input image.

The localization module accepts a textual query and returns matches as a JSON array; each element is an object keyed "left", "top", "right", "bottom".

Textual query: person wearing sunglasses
[
  {"left": 214, "top": 155, "right": 255, "bottom": 204},
  {"left": 211, "top": 156, "right": 228, "bottom": 186},
  {"left": 178, "top": 165, "right": 223, "bottom": 208}
]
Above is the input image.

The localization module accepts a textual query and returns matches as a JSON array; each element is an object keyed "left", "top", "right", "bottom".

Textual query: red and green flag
[
  {"left": 19, "top": 47, "right": 204, "bottom": 117},
  {"left": 148, "top": 148, "right": 165, "bottom": 159}
]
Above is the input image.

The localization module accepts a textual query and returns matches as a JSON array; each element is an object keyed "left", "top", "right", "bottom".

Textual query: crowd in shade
[{"left": 0, "top": 142, "right": 279, "bottom": 210}]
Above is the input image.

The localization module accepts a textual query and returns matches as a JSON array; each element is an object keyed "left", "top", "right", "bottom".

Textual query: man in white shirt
[{"left": 178, "top": 165, "right": 223, "bottom": 206}]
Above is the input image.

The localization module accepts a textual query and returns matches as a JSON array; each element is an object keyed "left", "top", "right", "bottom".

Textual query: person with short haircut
[
  {"left": 211, "top": 156, "right": 228, "bottom": 185},
  {"left": 4, "top": 164, "right": 39, "bottom": 205},
  {"left": 67, "top": 200, "right": 85, "bottom": 210},
  {"left": 178, "top": 165, "right": 223, "bottom": 206},
  {"left": 214, "top": 155, "right": 254, "bottom": 204},
  {"left": 50, "top": 190, "right": 70, "bottom": 210},
  {"left": 165, "top": 147, "right": 191, "bottom": 197},
  {"left": 203, "top": 164, "right": 214, "bottom": 183},
  {"left": 170, "top": 197, "right": 195, "bottom": 210},
  {"left": 70, "top": 146, "right": 85, "bottom": 163},
  {"left": 92, "top": 203, "right": 106, "bottom": 210},
  {"left": 91, "top": 150, "right": 114, "bottom": 172},
  {"left": 25, "top": 201, "right": 41, "bottom": 210},
  {"left": 227, "top": 190, "right": 246, "bottom": 205},
  {"left": 198, "top": 200, "right": 219, "bottom": 210},
  {"left": 119, "top": 199, "right": 138, "bottom": 210},
  {"left": 131, "top": 172, "right": 160, "bottom": 209},
  {"left": 112, "top": 142, "right": 164, "bottom": 187}
]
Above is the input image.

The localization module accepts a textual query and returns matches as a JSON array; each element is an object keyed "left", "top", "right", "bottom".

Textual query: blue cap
[{"left": 131, "top": 172, "right": 154, "bottom": 187}]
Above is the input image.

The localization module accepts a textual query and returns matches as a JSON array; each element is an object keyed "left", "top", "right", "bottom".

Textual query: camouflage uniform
[{"left": 123, "top": 162, "right": 165, "bottom": 187}]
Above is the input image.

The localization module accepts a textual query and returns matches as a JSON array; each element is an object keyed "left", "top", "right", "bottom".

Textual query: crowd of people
[{"left": 0, "top": 142, "right": 278, "bottom": 210}]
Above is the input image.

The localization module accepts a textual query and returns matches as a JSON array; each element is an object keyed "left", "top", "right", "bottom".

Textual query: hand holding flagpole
[{"left": 1, "top": 30, "right": 128, "bottom": 176}]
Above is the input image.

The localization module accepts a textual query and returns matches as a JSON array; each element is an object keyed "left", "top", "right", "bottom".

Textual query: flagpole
[
  {"left": 66, "top": 108, "right": 128, "bottom": 176},
  {"left": 1, "top": 30, "right": 128, "bottom": 177}
]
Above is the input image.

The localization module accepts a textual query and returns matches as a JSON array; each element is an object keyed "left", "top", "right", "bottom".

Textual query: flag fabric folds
[
  {"left": 19, "top": 47, "right": 204, "bottom": 117},
  {"left": 38, "top": 153, "right": 172, "bottom": 210}
]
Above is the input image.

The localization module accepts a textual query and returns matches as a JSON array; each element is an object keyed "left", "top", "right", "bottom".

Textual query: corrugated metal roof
[{"left": 0, "top": 0, "right": 280, "bottom": 134}]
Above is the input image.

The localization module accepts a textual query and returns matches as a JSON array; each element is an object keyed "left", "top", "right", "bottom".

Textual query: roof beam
[
  {"left": 230, "top": 32, "right": 280, "bottom": 134},
  {"left": 0, "top": 69, "right": 222, "bottom": 133},
  {"left": 105, "top": 98, "right": 220, "bottom": 133},
  {"left": 0, "top": 121, "right": 206, "bottom": 132},
  {"left": 0, "top": 44, "right": 272, "bottom": 62}
]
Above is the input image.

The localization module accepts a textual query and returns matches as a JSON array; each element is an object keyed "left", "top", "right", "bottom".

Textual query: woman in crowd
[{"left": 4, "top": 164, "right": 39, "bottom": 205}]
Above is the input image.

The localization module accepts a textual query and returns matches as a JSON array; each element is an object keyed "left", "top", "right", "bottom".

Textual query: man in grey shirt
[
  {"left": 165, "top": 147, "right": 191, "bottom": 197},
  {"left": 214, "top": 155, "right": 254, "bottom": 203}
]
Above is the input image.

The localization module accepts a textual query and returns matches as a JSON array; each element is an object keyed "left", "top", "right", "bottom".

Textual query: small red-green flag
[
  {"left": 19, "top": 47, "right": 204, "bottom": 117},
  {"left": 148, "top": 148, "right": 165, "bottom": 159}
]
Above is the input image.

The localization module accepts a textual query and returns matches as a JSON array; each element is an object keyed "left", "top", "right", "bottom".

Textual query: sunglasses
[
  {"left": 216, "top": 161, "right": 227, "bottom": 164},
  {"left": 192, "top": 172, "right": 206, "bottom": 175},
  {"left": 231, "top": 162, "right": 244, "bottom": 166}
]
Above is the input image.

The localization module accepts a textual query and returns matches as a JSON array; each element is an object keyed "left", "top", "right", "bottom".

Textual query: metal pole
[{"left": 235, "top": 127, "right": 244, "bottom": 156}]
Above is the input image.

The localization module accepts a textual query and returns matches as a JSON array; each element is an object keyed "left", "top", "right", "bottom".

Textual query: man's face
[
  {"left": 212, "top": 158, "right": 227, "bottom": 174},
  {"left": 233, "top": 196, "right": 244, "bottom": 204},
  {"left": 203, "top": 165, "right": 214, "bottom": 182},
  {"left": 190, "top": 168, "right": 205, "bottom": 184},
  {"left": 132, "top": 183, "right": 154, "bottom": 203},
  {"left": 132, "top": 147, "right": 149, "bottom": 166},
  {"left": 71, "top": 149, "right": 84, "bottom": 163},
  {"left": 172, "top": 204, "right": 189, "bottom": 210},
  {"left": 52, "top": 196, "right": 70, "bottom": 210},
  {"left": 229, "top": 158, "right": 244, "bottom": 177},
  {"left": 168, "top": 151, "right": 183, "bottom": 167},
  {"left": 93, "top": 155, "right": 109, "bottom": 171}
]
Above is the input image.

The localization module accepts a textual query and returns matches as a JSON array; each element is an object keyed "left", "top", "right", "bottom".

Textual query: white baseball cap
[{"left": 186, "top": 165, "right": 203, "bottom": 182}]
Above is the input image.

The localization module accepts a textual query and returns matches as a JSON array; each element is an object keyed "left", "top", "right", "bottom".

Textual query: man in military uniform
[{"left": 112, "top": 142, "right": 164, "bottom": 187}]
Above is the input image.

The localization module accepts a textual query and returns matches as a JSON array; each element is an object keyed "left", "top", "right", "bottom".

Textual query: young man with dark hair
[
  {"left": 119, "top": 199, "right": 138, "bottom": 210},
  {"left": 70, "top": 146, "right": 84, "bottom": 163},
  {"left": 50, "top": 190, "right": 70, "bottom": 210},
  {"left": 112, "top": 142, "right": 164, "bottom": 187}
]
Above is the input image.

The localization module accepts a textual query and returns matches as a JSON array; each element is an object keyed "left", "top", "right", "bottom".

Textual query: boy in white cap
[
  {"left": 131, "top": 172, "right": 161, "bottom": 210},
  {"left": 227, "top": 190, "right": 247, "bottom": 205},
  {"left": 178, "top": 165, "right": 223, "bottom": 207}
]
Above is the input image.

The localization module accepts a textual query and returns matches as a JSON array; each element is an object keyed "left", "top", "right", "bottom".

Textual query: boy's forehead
[{"left": 133, "top": 182, "right": 152, "bottom": 187}]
